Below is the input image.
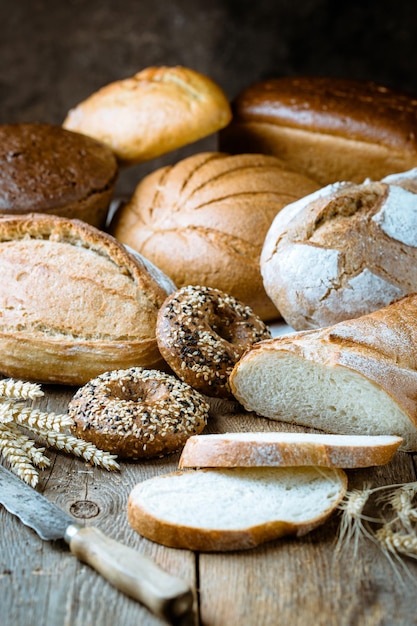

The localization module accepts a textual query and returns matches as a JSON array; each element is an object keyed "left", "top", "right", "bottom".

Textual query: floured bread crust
[
  {"left": 0, "top": 214, "right": 176, "bottom": 384},
  {"left": 261, "top": 169, "right": 417, "bottom": 329}
]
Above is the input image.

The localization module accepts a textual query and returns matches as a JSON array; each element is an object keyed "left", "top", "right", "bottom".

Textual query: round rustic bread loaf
[
  {"left": 110, "top": 152, "right": 319, "bottom": 321},
  {"left": 220, "top": 76, "right": 417, "bottom": 186},
  {"left": 261, "top": 168, "right": 417, "bottom": 330},
  {"left": 63, "top": 65, "right": 232, "bottom": 165},
  {"left": 0, "top": 122, "right": 118, "bottom": 227},
  {"left": 0, "top": 213, "right": 176, "bottom": 385}
]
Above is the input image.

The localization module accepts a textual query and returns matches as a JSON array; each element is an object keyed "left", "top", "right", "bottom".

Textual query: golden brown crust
[
  {"left": 127, "top": 467, "right": 348, "bottom": 551},
  {"left": 0, "top": 122, "right": 118, "bottom": 228},
  {"left": 156, "top": 285, "right": 271, "bottom": 398},
  {"left": 229, "top": 294, "right": 417, "bottom": 449},
  {"left": 178, "top": 433, "right": 403, "bottom": 469},
  {"left": 63, "top": 66, "right": 232, "bottom": 165},
  {"left": 220, "top": 77, "right": 417, "bottom": 185},
  {"left": 69, "top": 368, "right": 209, "bottom": 459},
  {"left": 0, "top": 213, "right": 176, "bottom": 385},
  {"left": 110, "top": 151, "right": 319, "bottom": 320}
]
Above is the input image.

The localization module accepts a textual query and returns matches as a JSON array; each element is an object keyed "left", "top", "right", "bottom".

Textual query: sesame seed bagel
[
  {"left": 68, "top": 367, "right": 210, "bottom": 459},
  {"left": 156, "top": 285, "right": 272, "bottom": 398}
]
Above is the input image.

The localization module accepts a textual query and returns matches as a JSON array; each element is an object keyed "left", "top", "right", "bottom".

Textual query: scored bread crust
[
  {"left": 0, "top": 213, "right": 176, "bottom": 385},
  {"left": 110, "top": 152, "right": 319, "bottom": 320},
  {"left": 127, "top": 467, "right": 347, "bottom": 552},
  {"left": 261, "top": 171, "right": 417, "bottom": 330},
  {"left": 229, "top": 293, "right": 417, "bottom": 451},
  {"left": 219, "top": 76, "right": 417, "bottom": 185},
  {"left": 178, "top": 433, "right": 403, "bottom": 469},
  {"left": 63, "top": 66, "right": 232, "bottom": 165}
]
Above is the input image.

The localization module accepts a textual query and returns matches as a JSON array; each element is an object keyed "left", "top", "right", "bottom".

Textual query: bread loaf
[
  {"left": 229, "top": 294, "right": 417, "bottom": 451},
  {"left": 63, "top": 66, "right": 232, "bottom": 165},
  {"left": 127, "top": 466, "right": 347, "bottom": 551},
  {"left": 0, "top": 214, "right": 176, "bottom": 385},
  {"left": 178, "top": 432, "right": 402, "bottom": 469},
  {"left": 220, "top": 76, "right": 417, "bottom": 186},
  {"left": 0, "top": 122, "right": 118, "bottom": 228},
  {"left": 261, "top": 169, "right": 417, "bottom": 330},
  {"left": 110, "top": 152, "right": 319, "bottom": 321}
]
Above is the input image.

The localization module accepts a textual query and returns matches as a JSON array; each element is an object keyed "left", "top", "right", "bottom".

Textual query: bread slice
[
  {"left": 178, "top": 432, "right": 402, "bottom": 469},
  {"left": 127, "top": 466, "right": 347, "bottom": 551},
  {"left": 229, "top": 294, "right": 417, "bottom": 451}
]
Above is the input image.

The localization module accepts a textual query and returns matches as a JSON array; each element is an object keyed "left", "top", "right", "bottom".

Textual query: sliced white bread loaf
[
  {"left": 127, "top": 466, "right": 347, "bottom": 551},
  {"left": 229, "top": 294, "right": 417, "bottom": 451},
  {"left": 178, "top": 432, "right": 402, "bottom": 469}
]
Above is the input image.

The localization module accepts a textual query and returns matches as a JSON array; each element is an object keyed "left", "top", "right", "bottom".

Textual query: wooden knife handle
[{"left": 65, "top": 524, "right": 193, "bottom": 622}]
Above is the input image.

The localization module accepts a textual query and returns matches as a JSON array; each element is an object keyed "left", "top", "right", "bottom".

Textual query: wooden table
[{"left": 2, "top": 384, "right": 417, "bottom": 626}]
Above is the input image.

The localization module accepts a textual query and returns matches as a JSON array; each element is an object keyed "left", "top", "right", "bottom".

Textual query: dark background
[{"left": 2, "top": 0, "right": 417, "bottom": 196}]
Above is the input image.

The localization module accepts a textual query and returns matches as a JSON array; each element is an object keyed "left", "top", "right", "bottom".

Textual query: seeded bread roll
[
  {"left": 63, "top": 66, "right": 232, "bottom": 165},
  {"left": 0, "top": 214, "right": 176, "bottom": 385},
  {"left": 0, "top": 122, "right": 118, "bottom": 228},
  {"left": 156, "top": 285, "right": 272, "bottom": 398},
  {"left": 261, "top": 168, "right": 417, "bottom": 330},
  {"left": 110, "top": 152, "right": 319, "bottom": 321},
  {"left": 220, "top": 76, "right": 417, "bottom": 185},
  {"left": 69, "top": 368, "right": 209, "bottom": 459}
]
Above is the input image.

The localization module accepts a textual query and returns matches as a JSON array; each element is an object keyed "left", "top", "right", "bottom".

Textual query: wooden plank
[{"left": 0, "top": 387, "right": 198, "bottom": 626}]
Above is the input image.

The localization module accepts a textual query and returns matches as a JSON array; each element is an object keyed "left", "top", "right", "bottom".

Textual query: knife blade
[{"left": 0, "top": 464, "right": 193, "bottom": 623}]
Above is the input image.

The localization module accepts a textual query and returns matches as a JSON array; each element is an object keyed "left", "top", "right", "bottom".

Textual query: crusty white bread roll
[
  {"left": 261, "top": 168, "right": 417, "bottom": 330},
  {"left": 63, "top": 66, "right": 232, "bottom": 165},
  {"left": 127, "top": 466, "right": 347, "bottom": 551},
  {"left": 110, "top": 152, "right": 319, "bottom": 321},
  {"left": 0, "top": 213, "right": 176, "bottom": 385},
  {"left": 178, "top": 432, "right": 402, "bottom": 469},
  {"left": 219, "top": 76, "right": 417, "bottom": 185},
  {"left": 229, "top": 294, "right": 417, "bottom": 452}
]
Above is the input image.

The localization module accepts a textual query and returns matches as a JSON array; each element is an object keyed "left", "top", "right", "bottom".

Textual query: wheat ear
[
  {"left": 1, "top": 404, "right": 73, "bottom": 432},
  {"left": 32, "top": 428, "right": 120, "bottom": 471},
  {"left": 0, "top": 378, "right": 43, "bottom": 400}
]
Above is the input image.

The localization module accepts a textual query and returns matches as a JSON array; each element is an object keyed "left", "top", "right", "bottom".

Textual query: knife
[{"left": 0, "top": 464, "right": 193, "bottom": 623}]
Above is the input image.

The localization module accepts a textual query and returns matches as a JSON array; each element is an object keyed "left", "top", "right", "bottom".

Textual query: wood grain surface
[{"left": 1, "top": 387, "right": 417, "bottom": 626}]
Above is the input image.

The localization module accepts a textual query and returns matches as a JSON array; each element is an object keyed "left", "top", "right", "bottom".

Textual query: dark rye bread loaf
[
  {"left": 0, "top": 123, "right": 118, "bottom": 227},
  {"left": 220, "top": 76, "right": 417, "bottom": 185}
]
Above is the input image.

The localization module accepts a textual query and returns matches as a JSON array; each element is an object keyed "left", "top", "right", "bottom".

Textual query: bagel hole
[
  {"left": 107, "top": 379, "right": 168, "bottom": 403},
  {"left": 210, "top": 314, "right": 236, "bottom": 343}
]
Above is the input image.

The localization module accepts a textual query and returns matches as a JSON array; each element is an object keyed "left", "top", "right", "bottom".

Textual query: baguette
[
  {"left": 178, "top": 432, "right": 402, "bottom": 469},
  {"left": 127, "top": 466, "right": 347, "bottom": 551},
  {"left": 229, "top": 294, "right": 417, "bottom": 451}
]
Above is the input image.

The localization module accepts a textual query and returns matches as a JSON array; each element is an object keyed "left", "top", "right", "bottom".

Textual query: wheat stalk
[
  {"left": 0, "top": 378, "right": 43, "bottom": 400},
  {"left": 0, "top": 403, "right": 73, "bottom": 432},
  {"left": 0, "top": 378, "right": 120, "bottom": 484},
  {"left": 33, "top": 428, "right": 120, "bottom": 471}
]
